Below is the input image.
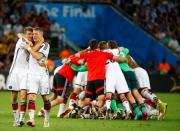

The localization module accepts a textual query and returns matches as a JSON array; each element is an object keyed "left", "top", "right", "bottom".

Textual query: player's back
[
  {"left": 106, "top": 49, "right": 120, "bottom": 71},
  {"left": 81, "top": 50, "right": 113, "bottom": 81}
]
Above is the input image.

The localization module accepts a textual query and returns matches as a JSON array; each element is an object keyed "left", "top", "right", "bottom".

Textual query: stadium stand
[
  {"left": 0, "top": 0, "right": 179, "bottom": 76},
  {"left": 112, "top": 0, "right": 180, "bottom": 54}
]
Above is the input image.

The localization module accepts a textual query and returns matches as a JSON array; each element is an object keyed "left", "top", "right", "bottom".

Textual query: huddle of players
[
  {"left": 8, "top": 26, "right": 167, "bottom": 128},
  {"left": 39, "top": 39, "right": 167, "bottom": 120},
  {"left": 7, "top": 27, "right": 51, "bottom": 127}
]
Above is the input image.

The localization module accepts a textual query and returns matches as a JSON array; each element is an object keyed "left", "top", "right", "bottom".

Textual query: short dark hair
[
  {"left": 23, "top": 26, "right": 33, "bottom": 33},
  {"left": 107, "top": 40, "right": 118, "bottom": 49},
  {"left": 98, "top": 41, "right": 107, "bottom": 50},
  {"left": 33, "top": 27, "right": 44, "bottom": 33},
  {"left": 88, "top": 39, "right": 98, "bottom": 50}
]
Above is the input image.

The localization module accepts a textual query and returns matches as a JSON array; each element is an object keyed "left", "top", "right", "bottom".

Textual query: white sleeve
[{"left": 38, "top": 43, "right": 50, "bottom": 58}]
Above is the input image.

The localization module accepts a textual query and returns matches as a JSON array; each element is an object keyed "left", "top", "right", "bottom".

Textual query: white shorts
[
  {"left": 74, "top": 72, "right": 87, "bottom": 89},
  {"left": 134, "top": 67, "right": 151, "bottom": 89},
  {"left": 27, "top": 73, "right": 50, "bottom": 95},
  {"left": 7, "top": 70, "right": 28, "bottom": 91},
  {"left": 105, "top": 63, "right": 129, "bottom": 94}
]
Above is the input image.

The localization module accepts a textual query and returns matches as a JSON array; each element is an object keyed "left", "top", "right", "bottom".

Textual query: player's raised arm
[
  {"left": 21, "top": 43, "right": 44, "bottom": 60},
  {"left": 17, "top": 33, "right": 33, "bottom": 46}
]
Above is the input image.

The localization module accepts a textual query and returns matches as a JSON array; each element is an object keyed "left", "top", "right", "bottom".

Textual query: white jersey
[
  {"left": 27, "top": 42, "right": 50, "bottom": 95},
  {"left": 105, "top": 49, "right": 129, "bottom": 94},
  {"left": 7, "top": 38, "right": 30, "bottom": 91},
  {"left": 28, "top": 42, "right": 50, "bottom": 75},
  {"left": 134, "top": 67, "right": 151, "bottom": 89},
  {"left": 106, "top": 48, "right": 120, "bottom": 70},
  {"left": 9, "top": 38, "right": 29, "bottom": 73},
  {"left": 129, "top": 56, "right": 151, "bottom": 89}
]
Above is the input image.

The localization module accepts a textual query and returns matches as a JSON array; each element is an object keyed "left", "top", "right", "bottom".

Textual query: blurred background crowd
[
  {"left": 113, "top": 0, "right": 180, "bottom": 54},
  {"left": 0, "top": 0, "right": 179, "bottom": 80}
]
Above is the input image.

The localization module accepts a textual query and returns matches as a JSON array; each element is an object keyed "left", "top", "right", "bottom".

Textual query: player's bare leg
[
  {"left": 119, "top": 93, "right": 131, "bottom": 119},
  {"left": 132, "top": 89, "right": 148, "bottom": 120},
  {"left": 38, "top": 93, "right": 57, "bottom": 117},
  {"left": 126, "top": 92, "right": 143, "bottom": 120}
]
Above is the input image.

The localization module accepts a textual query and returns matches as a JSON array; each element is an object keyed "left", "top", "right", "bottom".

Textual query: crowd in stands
[
  {"left": 0, "top": 0, "right": 179, "bottom": 79},
  {"left": 112, "top": 0, "right": 180, "bottom": 54},
  {"left": 0, "top": 0, "right": 67, "bottom": 71}
]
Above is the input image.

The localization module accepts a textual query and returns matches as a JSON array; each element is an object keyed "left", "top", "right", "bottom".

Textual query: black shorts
[
  {"left": 85, "top": 80, "right": 105, "bottom": 100},
  {"left": 52, "top": 73, "right": 71, "bottom": 97}
]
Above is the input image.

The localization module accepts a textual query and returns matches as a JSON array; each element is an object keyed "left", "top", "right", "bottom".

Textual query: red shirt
[
  {"left": 158, "top": 63, "right": 170, "bottom": 72},
  {"left": 57, "top": 55, "right": 79, "bottom": 82},
  {"left": 80, "top": 50, "right": 113, "bottom": 81}
]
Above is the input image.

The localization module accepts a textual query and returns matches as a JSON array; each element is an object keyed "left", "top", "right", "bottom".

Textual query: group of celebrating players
[{"left": 7, "top": 26, "right": 167, "bottom": 128}]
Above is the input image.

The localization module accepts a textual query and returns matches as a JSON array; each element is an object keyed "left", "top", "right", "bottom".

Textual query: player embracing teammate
[{"left": 8, "top": 27, "right": 51, "bottom": 127}]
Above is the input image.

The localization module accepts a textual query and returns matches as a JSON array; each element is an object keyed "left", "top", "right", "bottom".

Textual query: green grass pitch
[{"left": 0, "top": 91, "right": 180, "bottom": 131}]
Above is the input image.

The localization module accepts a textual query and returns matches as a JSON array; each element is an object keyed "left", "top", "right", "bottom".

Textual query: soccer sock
[
  {"left": 28, "top": 100, "right": 36, "bottom": 122},
  {"left": 19, "top": 102, "right": 27, "bottom": 122},
  {"left": 122, "top": 98, "right": 131, "bottom": 113},
  {"left": 105, "top": 96, "right": 111, "bottom": 110},
  {"left": 132, "top": 102, "right": 141, "bottom": 115},
  {"left": 110, "top": 98, "right": 118, "bottom": 112},
  {"left": 140, "top": 103, "right": 146, "bottom": 113},
  {"left": 117, "top": 103, "right": 125, "bottom": 111},
  {"left": 58, "top": 98, "right": 67, "bottom": 115},
  {"left": 59, "top": 103, "right": 65, "bottom": 115},
  {"left": 44, "top": 100, "right": 51, "bottom": 122},
  {"left": 139, "top": 88, "right": 158, "bottom": 103},
  {"left": 68, "top": 93, "right": 77, "bottom": 109},
  {"left": 12, "top": 103, "right": 19, "bottom": 122}
]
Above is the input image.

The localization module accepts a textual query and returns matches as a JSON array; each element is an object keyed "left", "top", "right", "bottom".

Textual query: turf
[{"left": 0, "top": 91, "right": 180, "bottom": 131}]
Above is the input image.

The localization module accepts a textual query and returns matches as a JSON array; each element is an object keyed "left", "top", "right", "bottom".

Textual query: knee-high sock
[
  {"left": 44, "top": 100, "right": 51, "bottom": 121},
  {"left": 122, "top": 98, "right": 131, "bottom": 113},
  {"left": 139, "top": 88, "right": 160, "bottom": 103},
  {"left": 105, "top": 96, "right": 111, "bottom": 110},
  {"left": 12, "top": 103, "right": 19, "bottom": 122},
  {"left": 68, "top": 93, "right": 77, "bottom": 109},
  {"left": 132, "top": 102, "right": 141, "bottom": 115},
  {"left": 19, "top": 102, "right": 27, "bottom": 122},
  {"left": 28, "top": 100, "right": 35, "bottom": 122}
]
